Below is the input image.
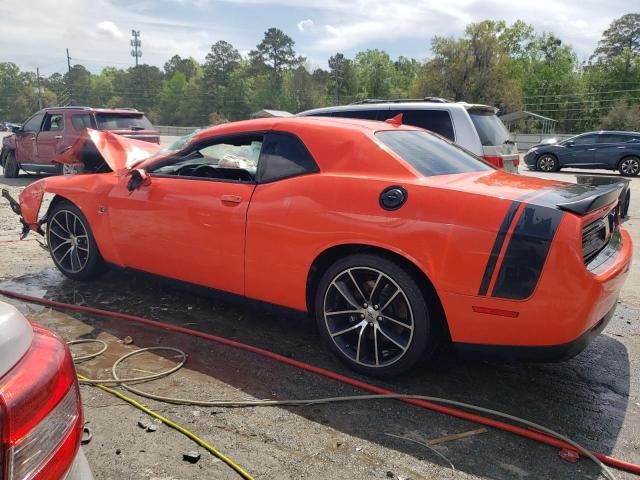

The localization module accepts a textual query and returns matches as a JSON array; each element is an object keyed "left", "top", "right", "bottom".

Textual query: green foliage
[
  {"left": 1, "top": 15, "right": 639, "bottom": 132},
  {"left": 599, "top": 97, "right": 640, "bottom": 130}
]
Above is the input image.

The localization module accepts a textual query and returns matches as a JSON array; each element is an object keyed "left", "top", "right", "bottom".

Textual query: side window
[
  {"left": 384, "top": 109, "right": 455, "bottom": 141},
  {"left": 149, "top": 134, "right": 262, "bottom": 183},
  {"left": 258, "top": 132, "right": 319, "bottom": 183},
  {"left": 71, "top": 114, "right": 94, "bottom": 131},
  {"left": 22, "top": 113, "right": 44, "bottom": 133},
  {"left": 331, "top": 110, "right": 379, "bottom": 120},
  {"left": 599, "top": 134, "right": 630, "bottom": 144},
  {"left": 573, "top": 134, "right": 598, "bottom": 145},
  {"left": 42, "top": 114, "right": 64, "bottom": 132}
]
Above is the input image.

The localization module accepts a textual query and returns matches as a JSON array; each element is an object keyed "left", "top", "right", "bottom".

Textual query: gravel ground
[{"left": 0, "top": 157, "right": 638, "bottom": 480}]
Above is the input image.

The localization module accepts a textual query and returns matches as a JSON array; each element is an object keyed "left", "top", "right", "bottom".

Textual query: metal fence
[
  {"left": 513, "top": 133, "right": 574, "bottom": 152},
  {"left": 154, "top": 125, "right": 203, "bottom": 136}
]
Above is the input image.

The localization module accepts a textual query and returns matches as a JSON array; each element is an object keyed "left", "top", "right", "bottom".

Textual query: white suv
[{"left": 299, "top": 100, "right": 519, "bottom": 173}]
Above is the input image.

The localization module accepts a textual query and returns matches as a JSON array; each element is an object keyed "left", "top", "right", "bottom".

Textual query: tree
[
  {"left": 64, "top": 64, "right": 92, "bottom": 105},
  {"left": 354, "top": 49, "right": 395, "bottom": 99},
  {"left": 592, "top": 14, "right": 640, "bottom": 61},
  {"left": 327, "top": 53, "right": 358, "bottom": 103},
  {"left": 411, "top": 21, "right": 521, "bottom": 111},
  {"left": 204, "top": 41, "right": 241, "bottom": 86},
  {"left": 599, "top": 97, "right": 640, "bottom": 130},
  {"left": 163, "top": 55, "right": 198, "bottom": 81},
  {"left": 122, "top": 65, "right": 164, "bottom": 119},
  {"left": 249, "top": 28, "right": 304, "bottom": 91}
]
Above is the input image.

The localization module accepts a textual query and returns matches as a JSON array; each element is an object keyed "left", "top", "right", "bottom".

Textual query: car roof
[
  {"left": 580, "top": 130, "right": 640, "bottom": 135},
  {"left": 35, "top": 106, "right": 145, "bottom": 115},
  {"left": 189, "top": 115, "right": 422, "bottom": 143},
  {"left": 299, "top": 102, "right": 497, "bottom": 116}
]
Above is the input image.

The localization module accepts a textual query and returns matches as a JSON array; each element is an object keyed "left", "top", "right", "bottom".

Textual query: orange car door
[{"left": 105, "top": 135, "right": 262, "bottom": 294}]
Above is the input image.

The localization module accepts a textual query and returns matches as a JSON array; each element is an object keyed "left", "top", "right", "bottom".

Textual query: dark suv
[
  {"left": 1, "top": 106, "right": 159, "bottom": 178},
  {"left": 524, "top": 130, "right": 640, "bottom": 176}
]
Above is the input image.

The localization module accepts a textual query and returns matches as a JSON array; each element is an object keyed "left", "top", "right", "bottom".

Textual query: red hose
[{"left": 1, "top": 288, "right": 638, "bottom": 475}]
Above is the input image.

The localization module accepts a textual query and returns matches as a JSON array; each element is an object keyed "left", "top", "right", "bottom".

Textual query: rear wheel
[
  {"left": 536, "top": 154, "right": 559, "bottom": 172},
  {"left": 2, "top": 150, "right": 19, "bottom": 178},
  {"left": 314, "top": 253, "right": 437, "bottom": 378},
  {"left": 619, "top": 156, "right": 640, "bottom": 177},
  {"left": 47, "top": 201, "right": 106, "bottom": 280}
]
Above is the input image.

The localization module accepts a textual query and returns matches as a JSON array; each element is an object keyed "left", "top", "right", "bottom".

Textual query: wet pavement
[{"left": 0, "top": 167, "right": 639, "bottom": 480}]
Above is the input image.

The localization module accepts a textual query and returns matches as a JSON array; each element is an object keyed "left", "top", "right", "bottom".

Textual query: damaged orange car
[{"left": 2, "top": 116, "right": 632, "bottom": 377}]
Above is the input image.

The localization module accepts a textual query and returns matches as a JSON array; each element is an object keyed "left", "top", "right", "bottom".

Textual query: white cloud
[
  {"left": 96, "top": 21, "right": 124, "bottom": 39},
  {"left": 297, "top": 19, "right": 315, "bottom": 33}
]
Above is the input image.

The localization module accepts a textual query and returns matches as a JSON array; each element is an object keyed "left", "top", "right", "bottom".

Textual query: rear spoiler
[{"left": 555, "top": 183, "right": 624, "bottom": 215}]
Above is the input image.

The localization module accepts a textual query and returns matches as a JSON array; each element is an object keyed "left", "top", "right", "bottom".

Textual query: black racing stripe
[
  {"left": 478, "top": 201, "right": 521, "bottom": 296},
  {"left": 491, "top": 205, "right": 564, "bottom": 300}
]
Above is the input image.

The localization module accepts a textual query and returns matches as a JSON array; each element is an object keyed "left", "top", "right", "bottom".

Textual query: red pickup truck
[{"left": 1, "top": 107, "right": 159, "bottom": 178}]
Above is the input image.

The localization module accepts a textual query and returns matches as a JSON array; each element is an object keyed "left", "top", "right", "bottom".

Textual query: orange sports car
[{"left": 2, "top": 116, "right": 632, "bottom": 377}]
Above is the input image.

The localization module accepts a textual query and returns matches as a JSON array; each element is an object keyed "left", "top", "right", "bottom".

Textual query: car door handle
[
  {"left": 587, "top": 148, "right": 596, "bottom": 151},
  {"left": 221, "top": 195, "right": 242, "bottom": 205},
  {"left": 55, "top": 135, "right": 62, "bottom": 140}
]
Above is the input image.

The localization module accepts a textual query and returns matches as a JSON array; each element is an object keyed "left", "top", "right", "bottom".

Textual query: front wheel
[
  {"left": 619, "top": 156, "right": 640, "bottom": 177},
  {"left": 314, "top": 254, "right": 437, "bottom": 378},
  {"left": 47, "top": 201, "right": 107, "bottom": 280},
  {"left": 2, "top": 150, "right": 19, "bottom": 178},
  {"left": 536, "top": 154, "right": 558, "bottom": 172}
]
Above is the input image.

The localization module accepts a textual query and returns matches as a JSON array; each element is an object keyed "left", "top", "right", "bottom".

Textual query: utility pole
[
  {"left": 130, "top": 30, "right": 142, "bottom": 66},
  {"left": 36, "top": 67, "right": 43, "bottom": 110},
  {"left": 66, "top": 48, "right": 73, "bottom": 105}
]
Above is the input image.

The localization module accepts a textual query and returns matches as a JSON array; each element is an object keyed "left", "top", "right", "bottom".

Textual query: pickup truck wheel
[
  {"left": 2, "top": 150, "right": 19, "bottom": 178},
  {"left": 315, "top": 253, "right": 436, "bottom": 378},
  {"left": 47, "top": 201, "right": 107, "bottom": 280}
]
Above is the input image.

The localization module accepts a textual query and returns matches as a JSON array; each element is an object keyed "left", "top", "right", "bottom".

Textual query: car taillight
[
  {"left": 513, "top": 157, "right": 519, "bottom": 167},
  {"left": 0, "top": 324, "right": 82, "bottom": 480},
  {"left": 483, "top": 155, "right": 504, "bottom": 168}
]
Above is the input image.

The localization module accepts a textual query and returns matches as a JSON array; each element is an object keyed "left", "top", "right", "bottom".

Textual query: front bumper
[{"left": 523, "top": 151, "right": 537, "bottom": 167}]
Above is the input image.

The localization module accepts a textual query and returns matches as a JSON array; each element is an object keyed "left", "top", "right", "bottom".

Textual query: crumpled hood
[{"left": 55, "top": 129, "right": 162, "bottom": 173}]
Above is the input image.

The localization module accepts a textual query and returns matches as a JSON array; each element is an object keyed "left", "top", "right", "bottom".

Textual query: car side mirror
[
  {"left": 127, "top": 168, "right": 151, "bottom": 192},
  {"left": 565, "top": 140, "right": 574, "bottom": 147},
  {"left": 11, "top": 125, "right": 21, "bottom": 133}
]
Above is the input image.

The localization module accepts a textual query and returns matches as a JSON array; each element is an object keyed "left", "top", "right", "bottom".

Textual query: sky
[{"left": 0, "top": 0, "right": 634, "bottom": 77}]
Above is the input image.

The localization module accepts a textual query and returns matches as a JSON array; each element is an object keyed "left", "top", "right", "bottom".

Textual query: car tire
[
  {"left": 47, "top": 200, "right": 107, "bottom": 280},
  {"left": 2, "top": 150, "right": 19, "bottom": 178},
  {"left": 620, "top": 190, "right": 631, "bottom": 219},
  {"left": 536, "top": 154, "right": 559, "bottom": 172},
  {"left": 314, "top": 253, "right": 438, "bottom": 378},
  {"left": 618, "top": 156, "right": 640, "bottom": 177}
]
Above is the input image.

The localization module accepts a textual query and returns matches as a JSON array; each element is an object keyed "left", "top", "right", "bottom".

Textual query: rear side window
[
  {"left": 469, "top": 112, "right": 511, "bottom": 146},
  {"left": 72, "top": 114, "right": 94, "bottom": 130},
  {"left": 95, "top": 113, "right": 153, "bottom": 131},
  {"left": 330, "top": 110, "right": 379, "bottom": 120},
  {"left": 258, "top": 132, "right": 319, "bottom": 183},
  {"left": 376, "top": 130, "right": 492, "bottom": 176},
  {"left": 383, "top": 109, "right": 455, "bottom": 141},
  {"left": 598, "top": 133, "right": 630, "bottom": 144}
]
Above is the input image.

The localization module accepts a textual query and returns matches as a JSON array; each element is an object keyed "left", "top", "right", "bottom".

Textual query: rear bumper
[{"left": 453, "top": 302, "right": 617, "bottom": 362}]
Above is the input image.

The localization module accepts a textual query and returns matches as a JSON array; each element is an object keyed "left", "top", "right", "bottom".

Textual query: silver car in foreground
[{"left": 0, "top": 301, "right": 93, "bottom": 480}]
